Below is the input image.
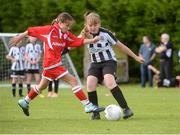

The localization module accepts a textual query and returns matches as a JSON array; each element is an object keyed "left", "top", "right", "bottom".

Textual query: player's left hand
[{"left": 136, "top": 56, "right": 145, "bottom": 64}]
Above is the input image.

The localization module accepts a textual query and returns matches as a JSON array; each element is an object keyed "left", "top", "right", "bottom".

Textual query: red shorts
[{"left": 42, "top": 66, "right": 68, "bottom": 81}]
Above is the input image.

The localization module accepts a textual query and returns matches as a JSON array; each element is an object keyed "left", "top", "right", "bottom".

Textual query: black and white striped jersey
[
  {"left": 25, "top": 43, "right": 42, "bottom": 70},
  {"left": 8, "top": 46, "right": 25, "bottom": 71},
  {"left": 87, "top": 28, "right": 118, "bottom": 63}
]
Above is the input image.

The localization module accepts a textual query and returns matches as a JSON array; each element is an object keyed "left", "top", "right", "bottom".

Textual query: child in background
[
  {"left": 25, "top": 36, "right": 41, "bottom": 93},
  {"left": 6, "top": 41, "right": 25, "bottom": 97}
]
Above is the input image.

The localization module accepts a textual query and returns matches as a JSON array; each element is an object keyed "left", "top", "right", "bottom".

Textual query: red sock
[
  {"left": 27, "top": 86, "right": 39, "bottom": 100},
  {"left": 72, "top": 86, "right": 89, "bottom": 105}
]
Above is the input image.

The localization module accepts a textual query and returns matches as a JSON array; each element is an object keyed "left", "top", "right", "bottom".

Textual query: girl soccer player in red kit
[{"left": 9, "top": 12, "right": 104, "bottom": 116}]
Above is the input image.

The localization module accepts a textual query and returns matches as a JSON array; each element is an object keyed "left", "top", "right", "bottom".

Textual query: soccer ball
[{"left": 104, "top": 104, "right": 122, "bottom": 121}]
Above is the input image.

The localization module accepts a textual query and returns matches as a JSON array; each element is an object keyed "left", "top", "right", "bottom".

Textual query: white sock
[{"left": 25, "top": 96, "right": 31, "bottom": 103}]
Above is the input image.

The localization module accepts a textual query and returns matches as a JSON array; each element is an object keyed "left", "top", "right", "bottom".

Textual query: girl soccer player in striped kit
[
  {"left": 9, "top": 12, "right": 104, "bottom": 116},
  {"left": 25, "top": 36, "right": 41, "bottom": 94},
  {"left": 81, "top": 12, "right": 144, "bottom": 120}
]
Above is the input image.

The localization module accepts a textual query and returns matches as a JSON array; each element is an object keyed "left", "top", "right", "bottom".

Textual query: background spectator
[
  {"left": 139, "top": 36, "right": 156, "bottom": 87},
  {"left": 148, "top": 65, "right": 180, "bottom": 88},
  {"left": 6, "top": 42, "right": 25, "bottom": 97},
  {"left": 25, "top": 36, "right": 41, "bottom": 93},
  {"left": 155, "top": 33, "right": 173, "bottom": 86}
]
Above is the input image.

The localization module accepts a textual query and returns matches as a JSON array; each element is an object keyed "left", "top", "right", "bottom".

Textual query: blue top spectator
[{"left": 139, "top": 36, "right": 156, "bottom": 87}]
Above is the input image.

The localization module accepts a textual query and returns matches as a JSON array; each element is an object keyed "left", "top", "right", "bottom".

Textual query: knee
[
  {"left": 104, "top": 80, "right": 117, "bottom": 89},
  {"left": 69, "top": 77, "right": 78, "bottom": 87}
]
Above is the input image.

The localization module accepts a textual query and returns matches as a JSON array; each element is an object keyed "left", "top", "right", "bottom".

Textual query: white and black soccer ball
[{"left": 104, "top": 104, "right": 122, "bottom": 121}]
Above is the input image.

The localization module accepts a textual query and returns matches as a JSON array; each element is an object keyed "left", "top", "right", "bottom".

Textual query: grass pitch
[{"left": 0, "top": 84, "right": 180, "bottom": 134}]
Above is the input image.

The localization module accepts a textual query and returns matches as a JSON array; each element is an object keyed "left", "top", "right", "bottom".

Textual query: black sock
[
  {"left": 88, "top": 91, "right": 99, "bottom": 116},
  {"left": 88, "top": 91, "right": 98, "bottom": 106},
  {"left": 54, "top": 80, "right": 59, "bottom": 93},
  {"left": 27, "top": 84, "right": 31, "bottom": 93},
  {"left": 12, "top": 83, "right": 16, "bottom": 97},
  {"left": 48, "top": 81, "right": 52, "bottom": 92},
  {"left": 19, "top": 83, "right": 23, "bottom": 96},
  {"left": 110, "top": 86, "right": 128, "bottom": 109}
]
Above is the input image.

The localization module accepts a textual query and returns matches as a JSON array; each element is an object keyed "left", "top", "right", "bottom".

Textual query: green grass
[{"left": 0, "top": 84, "right": 180, "bottom": 134}]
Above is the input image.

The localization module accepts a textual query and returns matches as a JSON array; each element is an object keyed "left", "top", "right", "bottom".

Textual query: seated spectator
[{"left": 148, "top": 65, "right": 180, "bottom": 88}]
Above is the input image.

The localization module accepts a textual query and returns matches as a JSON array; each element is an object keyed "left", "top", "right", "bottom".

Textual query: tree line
[{"left": 0, "top": 0, "right": 179, "bottom": 79}]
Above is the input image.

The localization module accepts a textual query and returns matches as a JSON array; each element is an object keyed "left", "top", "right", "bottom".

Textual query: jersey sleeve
[
  {"left": 25, "top": 44, "right": 30, "bottom": 54},
  {"left": 8, "top": 47, "right": 14, "bottom": 56},
  {"left": 166, "top": 42, "right": 173, "bottom": 49},
  {"left": 106, "top": 31, "right": 118, "bottom": 45},
  {"left": 165, "top": 42, "right": 173, "bottom": 58},
  {"left": 37, "top": 44, "right": 42, "bottom": 54},
  {"left": 66, "top": 32, "right": 84, "bottom": 47},
  {"left": 28, "top": 25, "right": 51, "bottom": 41}
]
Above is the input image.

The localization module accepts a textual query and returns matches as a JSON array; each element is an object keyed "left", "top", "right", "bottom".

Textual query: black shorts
[
  {"left": 11, "top": 70, "right": 25, "bottom": 78},
  {"left": 26, "top": 69, "right": 40, "bottom": 74},
  {"left": 88, "top": 60, "right": 117, "bottom": 84}
]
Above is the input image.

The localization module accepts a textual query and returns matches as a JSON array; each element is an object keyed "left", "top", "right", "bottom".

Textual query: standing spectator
[
  {"left": 139, "top": 36, "right": 156, "bottom": 87},
  {"left": 25, "top": 36, "right": 41, "bottom": 94},
  {"left": 156, "top": 33, "right": 173, "bottom": 86},
  {"left": 6, "top": 42, "right": 25, "bottom": 97}
]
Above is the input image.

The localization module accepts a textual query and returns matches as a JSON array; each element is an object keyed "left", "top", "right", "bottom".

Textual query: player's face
[
  {"left": 59, "top": 21, "right": 73, "bottom": 33},
  {"left": 86, "top": 22, "right": 100, "bottom": 34}
]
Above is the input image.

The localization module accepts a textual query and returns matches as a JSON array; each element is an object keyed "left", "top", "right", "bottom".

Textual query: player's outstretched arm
[
  {"left": 83, "top": 36, "right": 100, "bottom": 45},
  {"left": 116, "top": 41, "right": 145, "bottom": 64},
  {"left": 9, "top": 31, "right": 28, "bottom": 46}
]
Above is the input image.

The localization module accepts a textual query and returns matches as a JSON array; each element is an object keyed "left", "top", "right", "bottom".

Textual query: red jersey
[{"left": 27, "top": 23, "right": 84, "bottom": 70}]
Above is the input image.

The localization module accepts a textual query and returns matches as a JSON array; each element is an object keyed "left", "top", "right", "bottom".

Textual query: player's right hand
[
  {"left": 9, "top": 35, "right": 22, "bottom": 46},
  {"left": 9, "top": 31, "right": 28, "bottom": 46}
]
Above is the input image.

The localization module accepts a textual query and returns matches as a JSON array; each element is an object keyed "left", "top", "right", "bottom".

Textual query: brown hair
[
  {"left": 143, "top": 35, "right": 152, "bottom": 42},
  {"left": 51, "top": 12, "right": 75, "bottom": 25}
]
